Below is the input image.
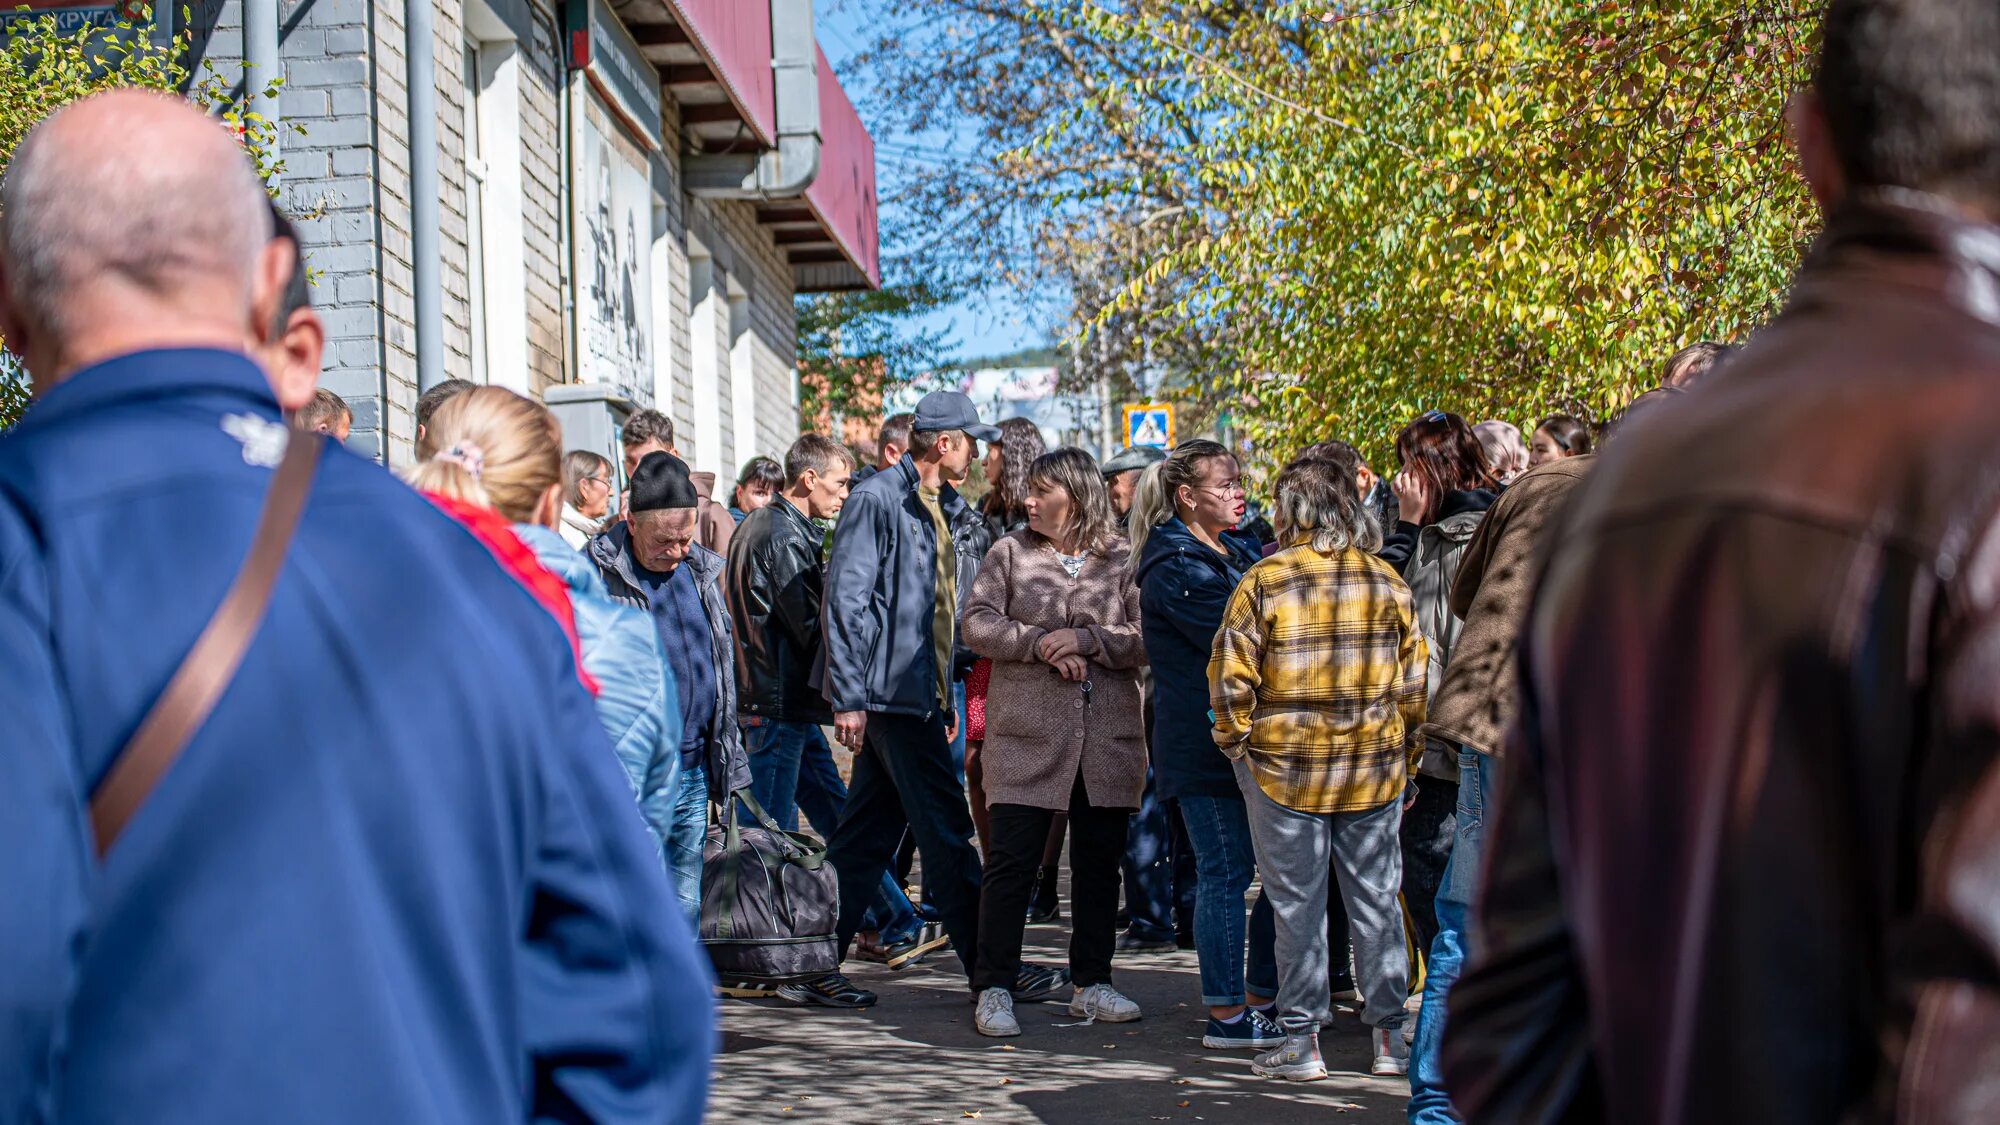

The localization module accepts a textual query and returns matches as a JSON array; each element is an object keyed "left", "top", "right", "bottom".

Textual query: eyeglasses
[
  {"left": 583, "top": 475, "right": 611, "bottom": 488},
  {"left": 1199, "top": 481, "right": 1246, "bottom": 497}
]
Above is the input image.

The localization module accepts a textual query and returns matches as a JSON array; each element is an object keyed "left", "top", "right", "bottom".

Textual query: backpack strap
[{"left": 90, "top": 426, "right": 322, "bottom": 857}]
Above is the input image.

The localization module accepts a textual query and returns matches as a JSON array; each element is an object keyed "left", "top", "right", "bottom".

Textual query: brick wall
[{"left": 519, "top": 5, "right": 565, "bottom": 394}]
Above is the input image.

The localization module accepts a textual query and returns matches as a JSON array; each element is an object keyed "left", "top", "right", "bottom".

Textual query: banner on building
[{"left": 575, "top": 94, "right": 657, "bottom": 404}]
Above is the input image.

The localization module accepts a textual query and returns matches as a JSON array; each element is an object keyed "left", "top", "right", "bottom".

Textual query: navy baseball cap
[{"left": 912, "top": 390, "right": 1001, "bottom": 444}]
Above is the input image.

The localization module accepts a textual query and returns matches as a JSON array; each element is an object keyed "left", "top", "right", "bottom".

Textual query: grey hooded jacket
[{"left": 588, "top": 522, "right": 752, "bottom": 799}]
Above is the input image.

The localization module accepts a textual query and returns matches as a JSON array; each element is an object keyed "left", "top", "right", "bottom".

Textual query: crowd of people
[{"left": 6, "top": 1, "right": 2000, "bottom": 1121}]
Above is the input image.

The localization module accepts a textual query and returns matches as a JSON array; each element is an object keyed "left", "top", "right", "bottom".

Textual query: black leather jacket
[
  {"left": 1442, "top": 196, "right": 2000, "bottom": 1124},
  {"left": 725, "top": 496, "right": 831, "bottom": 724}
]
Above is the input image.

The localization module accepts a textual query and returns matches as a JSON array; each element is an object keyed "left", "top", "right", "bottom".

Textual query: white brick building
[{"left": 167, "top": 0, "right": 878, "bottom": 480}]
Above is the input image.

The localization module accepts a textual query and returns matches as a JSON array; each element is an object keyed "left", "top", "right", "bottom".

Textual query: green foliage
[
  {"left": 0, "top": 6, "right": 291, "bottom": 429},
  {"left": 1054, "top": 0, "right": 1820, "bottom": 467},
  {"left": 796, "top": 280, "right": 954, "bottom": 428}
]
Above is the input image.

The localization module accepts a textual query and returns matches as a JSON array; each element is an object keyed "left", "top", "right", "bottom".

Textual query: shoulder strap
[{"left": 90, "top": 426, "right": 322, "bottom": 857}]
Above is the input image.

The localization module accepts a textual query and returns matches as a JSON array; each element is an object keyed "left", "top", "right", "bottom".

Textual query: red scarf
[{"left": 425, "top": 492, "right": 599, "bottom": 697}]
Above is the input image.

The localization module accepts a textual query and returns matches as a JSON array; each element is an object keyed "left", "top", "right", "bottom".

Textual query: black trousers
[
  {"left": 826, "top": 711, "right": 983, "bottom": 982},
  {"left": 972, "top": 771, "right": 1131, "bottom": 992},
  {"left": 1399, "top": 771, "right": 1459, "bottom": 960}
]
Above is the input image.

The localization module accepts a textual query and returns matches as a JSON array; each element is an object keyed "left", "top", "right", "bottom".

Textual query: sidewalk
[{"left": 710, "top": 917, "right": 1410, "bottom": 1123}]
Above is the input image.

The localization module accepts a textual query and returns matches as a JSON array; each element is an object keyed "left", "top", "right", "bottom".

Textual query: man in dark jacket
[
  {"left": 726, "top": 434, "right": 936, "bottom": 988},
  {"left": 0, "top": 90, "right": 710, "bottom": 1122},
  {"left": 1444, "top": 3, "right": 2000, "bottom": 1121},
  {"left": 821, "top": 392, "right": 1068, "bottom": 1005},
  {"left": 589, "top": 452, "right": 751, "bottom": 920}
]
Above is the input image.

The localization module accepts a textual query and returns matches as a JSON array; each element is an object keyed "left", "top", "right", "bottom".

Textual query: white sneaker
[
  {"left": 1371, "top": 1025, "right": 1411, "bottom": 1076},
  {"left": 975, "top": 987, "right": 1020, "bottom": 1037},
  {"left": 1251, "top": 1017, "right": 1327, "bottom": 1081},
  {"left": 1068, "top": 982, "right": 1142, "bottom": 1023}
]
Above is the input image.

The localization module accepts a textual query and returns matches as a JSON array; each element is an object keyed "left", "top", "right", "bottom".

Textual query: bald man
[{"left": 0, "top": 92, "right": 712, "bottom": 1122}]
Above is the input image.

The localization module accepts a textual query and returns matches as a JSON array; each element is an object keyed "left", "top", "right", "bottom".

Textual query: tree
[
  {"left": 1062, "top": 0, "right": 1820, "bottom": 466},
  {"left": 795, "top": 277, "right": 954, "bottom": 438},
  {"left": 0, "top": 8, "right": 288, "bottom": 429}
]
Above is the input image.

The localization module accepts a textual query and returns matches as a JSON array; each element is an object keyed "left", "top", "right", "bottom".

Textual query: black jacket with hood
[{"left": 1134, "top": 517, "right": 1263, "bottom": 801}]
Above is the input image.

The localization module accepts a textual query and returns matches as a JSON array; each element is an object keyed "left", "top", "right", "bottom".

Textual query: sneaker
[
  {"left": 1116, "top": 931, "right": 1178, "bottom": 955},
  {"left": 974, "top": 987, "right": 1020, "bottom": 1037},
  {"left": 1012, "top": 962, "right": 1071, "bottom": 1003},
  {"left": 884, "top": 922, "right": 951, "bottom": 971},
  {"left": 717, "top": 981, "right": 780, "bottom": 999},
  {"left": 1330, "top": 973, "right": 1359, "bottom": 1002},
  {"left": 1202, "top": 1007, "right": 1286, "bottom": 1050},
  {"left": 776, "top": 972, "right": 878, "bottom": 1010},
  {"left": 1371, "top": 1025, "right": 1412, "bottom": 1076},
  {"left": 1068, "top": 982, "right": 1142, "bottom": 1023},
  {"left": 1251, "top": 1017, "right": 1326, "bottom": 1081}
]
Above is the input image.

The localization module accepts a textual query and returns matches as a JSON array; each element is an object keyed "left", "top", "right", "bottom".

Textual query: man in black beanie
[{"left": 588, "top": 452, "right": 750, "bottom": 920}]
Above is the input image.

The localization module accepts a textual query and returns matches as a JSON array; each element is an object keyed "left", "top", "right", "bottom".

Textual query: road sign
[{"left": 1124, "top": 403, "right": 1174, "bottom": 449}]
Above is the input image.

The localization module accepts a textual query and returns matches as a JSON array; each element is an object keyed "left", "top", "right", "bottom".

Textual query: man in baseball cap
[{"left": 812, "top": 389, "right": 1069, "bottom": 1009}]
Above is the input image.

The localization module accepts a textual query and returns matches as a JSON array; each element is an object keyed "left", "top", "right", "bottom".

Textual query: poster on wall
[{"left": 576, "top": 94, "right": 655, "bottom": 404}]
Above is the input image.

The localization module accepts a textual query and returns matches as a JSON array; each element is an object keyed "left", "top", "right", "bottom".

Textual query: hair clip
[{"left": 436, "top": 441, "right": 486, "bottom": 479}]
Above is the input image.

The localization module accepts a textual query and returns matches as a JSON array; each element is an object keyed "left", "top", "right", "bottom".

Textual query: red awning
[
  {"left": 800, "top": 47, "right": 880, "bottom": 290},
  {"left": 663, "top": 0, "right": 775, "bottom": 146}
]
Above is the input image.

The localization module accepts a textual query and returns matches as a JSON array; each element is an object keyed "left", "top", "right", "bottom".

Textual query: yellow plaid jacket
[{"left": 1208, "top": 544, "right": 1429, "bottom": 813}]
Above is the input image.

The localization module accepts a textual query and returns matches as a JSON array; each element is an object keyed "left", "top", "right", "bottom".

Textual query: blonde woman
[
  {"left": 1209, "top": 459, "right": 1428, "bottom": 1081},
  {"left": 409, "top": 388, "right": 688, "bottom": 892},
  {"left": 960, "top": 447, "right": 1149, "bottom": 1037}
]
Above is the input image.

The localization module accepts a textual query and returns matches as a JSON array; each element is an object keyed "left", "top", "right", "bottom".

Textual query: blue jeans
[
  {"left": 1178, "top": 792, "right": 1279, "bottom": 1006},
  {"left": 744, "top": 718, "right": 919, "bottom": 940},
  {"left": 668, "top": 762, "right": 708, "bottom": 924},
  {"left": 1123, "top": 768, "right": 1196, "bottom": 942},
  {"left": 1409, "top": 748, "right": 1495, "bottom": 1122}
]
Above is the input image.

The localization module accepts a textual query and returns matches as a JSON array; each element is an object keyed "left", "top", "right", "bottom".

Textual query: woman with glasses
[
  {"left": 559, "top": 449, "right": 615, "bottom": 549},
  {"left": 1129, "top": 440, "right": 1288, "bottom": 1050}
]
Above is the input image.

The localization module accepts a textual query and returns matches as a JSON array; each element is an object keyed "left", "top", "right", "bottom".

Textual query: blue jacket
[
  {"left": 1134, "top": 518, "right": 1263, "bottom": 801},
  {"left": 819, "top": 455, "right": 969, "bottom": 717},
  {"left": 588, "top": 523, "right": 752, "bottom": 798},
  {"left": 0, "top": 349, "right": 713, "bottom": 1124},
  {"left": 516, "top": 522, "right": 682, "bottom": 863}
]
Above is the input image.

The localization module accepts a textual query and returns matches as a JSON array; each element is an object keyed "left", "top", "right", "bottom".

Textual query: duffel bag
[{"left": 700, "top": 789, "right": 840, "bottom": 985}]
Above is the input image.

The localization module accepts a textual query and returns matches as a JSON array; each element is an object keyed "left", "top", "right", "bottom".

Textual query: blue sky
[{"left": 815, "top": 0, "right": 1052, "bottom": 365}]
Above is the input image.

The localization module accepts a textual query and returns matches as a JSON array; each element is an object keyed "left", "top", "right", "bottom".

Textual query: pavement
[{"left": 710, "top": 916, "right": 1412, "bottom": 1124}]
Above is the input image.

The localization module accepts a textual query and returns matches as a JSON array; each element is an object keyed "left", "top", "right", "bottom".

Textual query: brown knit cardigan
[
  {"left": 1421, "top": 456, "right": 1593, "bottom": 756},
  {"left": 960, "top": 531, "right": 1149, "bottom": 811}
]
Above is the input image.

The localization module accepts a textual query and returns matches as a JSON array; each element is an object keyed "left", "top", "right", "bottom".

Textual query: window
[{"left": 461, "top": 38, "right": 489, "bottom": 385}]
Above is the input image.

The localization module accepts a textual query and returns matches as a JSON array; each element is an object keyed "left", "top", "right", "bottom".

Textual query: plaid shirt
[{"left": 1209, "top": 544, "right": 1428, "bottom": 813}]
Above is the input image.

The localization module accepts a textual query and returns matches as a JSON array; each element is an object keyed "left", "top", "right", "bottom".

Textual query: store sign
[
  {"left": 566, "top": 0, "right": 662, "bottom": 150},
  {"left": 575, "top": 94, "right": 657, "bottom": 404},
  {"left": 2, "top": 0, "right": 149, "bottom": 34}
]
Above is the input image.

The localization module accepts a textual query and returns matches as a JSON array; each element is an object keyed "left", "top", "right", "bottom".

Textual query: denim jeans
[
  {"left": 743, "top": 717, "right": 919, "bottom": 941},
  {"left": 1178, "top": 793, "right": 1279, "bottom": 1006},
  {"left": 1409, "top": 748, "right": 1496, "bottom": 1122},
  {"left": 1123, "top": 768, "right": 1196, "bottom": 942},
  {"left": 667, "top": 762, "right": 708, "bottom": 924}
]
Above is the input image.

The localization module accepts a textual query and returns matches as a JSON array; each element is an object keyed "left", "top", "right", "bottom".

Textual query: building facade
[{"left": 171, "top": 0, "right": 877, "bottom": 483}]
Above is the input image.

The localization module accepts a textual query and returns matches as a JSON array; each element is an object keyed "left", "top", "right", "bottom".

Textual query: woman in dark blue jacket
[{"left": 1130, "top": 439, "right": 1285, "bottom": 1051}]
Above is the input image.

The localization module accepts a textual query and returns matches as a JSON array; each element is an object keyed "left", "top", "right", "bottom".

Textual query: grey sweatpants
[{"left": 1234, "top": 758, "right": 1409, "bottom": 1033}]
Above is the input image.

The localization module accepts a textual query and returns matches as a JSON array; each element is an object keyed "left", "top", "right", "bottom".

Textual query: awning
[{"left": 772, "top": 48, "right": 879, "bottom": 292}]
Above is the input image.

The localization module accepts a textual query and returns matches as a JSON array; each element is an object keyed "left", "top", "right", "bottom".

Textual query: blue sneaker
[{"left": 1202, "top": 1007, "right": 1286, "bottom": 1049}]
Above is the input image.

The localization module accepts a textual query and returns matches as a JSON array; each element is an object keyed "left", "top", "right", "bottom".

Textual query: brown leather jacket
[{"left": 1442, "top": 195, "right": 2000, "bottom": 1124}]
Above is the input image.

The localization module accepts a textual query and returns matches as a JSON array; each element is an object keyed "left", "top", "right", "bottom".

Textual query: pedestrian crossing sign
[{"left": 1124, "top": 404, "right": 1174, "bottom": 449}]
